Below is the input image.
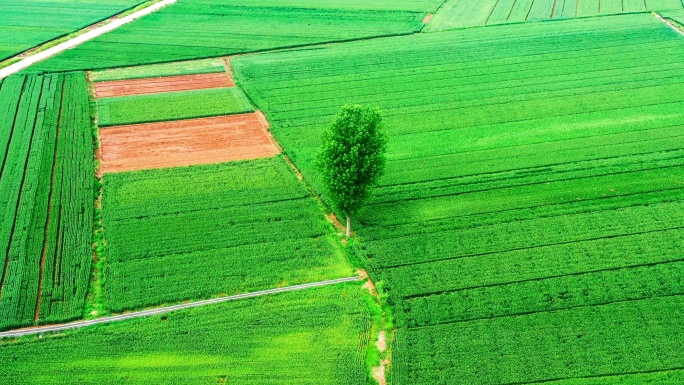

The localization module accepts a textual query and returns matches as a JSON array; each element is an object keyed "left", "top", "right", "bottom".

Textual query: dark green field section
[
  {"left": 0, "top": 73, "right": 94, "bottom": 331},
  {"left": 24, "top": 0, "right": 434, "bottom": 73},
  {"left": 232, "top": 13, "right": 684, "bottom": 384},
  {"left": 426, "top": 0, "right": 684, "bottom": 31},
  {"left": 101, "top": 157, "right": 352, "bottom": 313},
  {"left": 0, "top": 283, "right": 370, "bottom": 385},
  {"left": 0, "top": 0, "right": 145, "bottom": 62},
  {"left": 96, "top": 87, "right": 253, "bottom": 127}
]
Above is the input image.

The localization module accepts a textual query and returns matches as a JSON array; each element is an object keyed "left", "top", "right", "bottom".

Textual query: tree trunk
[{"left": 346, "top": 216, "right": 351, "bottom": 239}]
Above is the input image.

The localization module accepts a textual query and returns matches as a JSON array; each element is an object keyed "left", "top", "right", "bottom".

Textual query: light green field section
[
  {"left": 232, "top": 13, "right": 684, "bottom": 384},
  {"left": 23, "top": 0, "right": 434, "bottom": 73},
  {"left": 96, "top": 87, "right": 253, "bottom": 127},
  {"left": 661, "top": 8, "right": 684, "bottom": 24},
  {"left": 101, "top": 158, "right": 352, "bottom": 312},
  {"left": 426, "top": 0, "right": 684, "bottom": 31},
  {"left": 0, "top": 0, "right": 145, "bottom": 61},
  {"left": 90, "top": 58, "right": 227, "bottom": 82},
  {"left": 0, "top": 283, "right": 370, "bottom": 385}
]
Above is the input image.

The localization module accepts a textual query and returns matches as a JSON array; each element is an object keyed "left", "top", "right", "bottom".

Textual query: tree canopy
[{"left": 316, "top": 105, "right": 388, "bottom": 237}]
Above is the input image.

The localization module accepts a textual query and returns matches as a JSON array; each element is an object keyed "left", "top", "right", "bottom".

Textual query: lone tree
[{"left": 317, "top": 105, "right": 388, "bottom": 238}]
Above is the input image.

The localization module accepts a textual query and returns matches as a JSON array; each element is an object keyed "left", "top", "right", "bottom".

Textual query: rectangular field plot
[
  {"left": 0, "top": 0, "right": 144, "bottom": 61},
  {"left": 99, "top": 113, "right": 280, "bottom": 173},
  {"left": 100, "top": 157, "right": 351, "bottom": 312},
  {"left": 96, "top": 87, "right": 253, "bottom": 127},
  {"left": 93, "top": 72, "right": 234, "bottom": 98},
  {"left": 0, "top": 283, "right": 370, "bottom": 385},
  {"left": 24, "top": 0, "right": 431, "bottom": 73},
  {"left": 426, "top": 0, "right": 684, "bottom": 31},
  {"left": 90, "top": 58, "right": 228, "bottom": 82},
  {"left": 0, "top": 73, "right": 94, "bottom": 331},
  {"left": 232, "top": 14, "right": 684, "bottom": 384}
]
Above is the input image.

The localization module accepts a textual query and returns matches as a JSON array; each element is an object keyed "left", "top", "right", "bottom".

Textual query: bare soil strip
[
  {"left": 99, "top": 113, "right": 280, "bottom": 173},
  {"left": 0, "top": 277, "right": 360, "bottom": 338},
  {"left": 93, "top": 73, "right": 234, "bottom": 98}
]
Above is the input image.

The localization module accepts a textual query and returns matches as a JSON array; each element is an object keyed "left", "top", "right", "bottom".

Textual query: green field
[
  {"left": 0, "top": 0, "right": 144, "bottom": 61},
  {"left": 0, "top": 283, "right": 370, "bottom": 385},
  {"left": 426, "top": 0, "right": 684, "bottom": 31},
  {"left": 24, "top": 0, "right": 434, "bottom": 73},
  {"left": 101, "top": 158, "right": 352, "bottom": 312},
  {"left": 0, "top": 73, "right": 94, "bottom": 331},
  {"left": 90, "top": 58, "right": 227, "bottom": 82},
  {"left": 96, "top": 87, "right": 253, "bottom": 127},
  {"left": 232, "top": 13, "right": 684, "bottom": 383}
]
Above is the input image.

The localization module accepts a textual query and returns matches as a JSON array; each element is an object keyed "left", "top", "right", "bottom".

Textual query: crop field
[
  {"left": 426, "top": 0, "right": 684, "bottom": 31},
  {"left": 23, "top": 0, "right": 436, "bottom": 73},
  {"left": 4, "top": 0, "right": 684, "bottom": 383},
  {"left": 0, "top": 283, "right": 370, "bottom": 385},
  {"left": 96, "top": 87, "right": 253, "bottom": 127},
  {"left": 0, "top": 73, "right": 94, "bottom": 331},
  {"left": 0, "top": 0, "right": 144, "bottom": 62},
  {"left": 90, "top": 57, "right": 227, "bottom": 82},
  {"left": 662, "top": 8, "right": 684, "bottom": 23},
  {"left": 233, "top": 13, "right": 684, "bottom": 383},
  {"left": 100, "top": 157, "right": 351, "bottom": 312}
]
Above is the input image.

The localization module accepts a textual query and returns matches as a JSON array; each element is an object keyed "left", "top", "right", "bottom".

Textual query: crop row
[
  {"left": 100, "top": 157, "right": 351, "bottom": 312},
  {"left": 0, "top": 283, "right": 370, "bottom": 385},
  {"left": 0, "top": 73, "right": 94, "bottom": 331}
]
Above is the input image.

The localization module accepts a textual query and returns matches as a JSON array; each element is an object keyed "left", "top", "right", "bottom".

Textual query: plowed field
[
  {"left": 99, "top": 113, "right": 279, "bottom": 173},
  {"left": 93, "top": 72, "right": 233, "bottom": 98}
]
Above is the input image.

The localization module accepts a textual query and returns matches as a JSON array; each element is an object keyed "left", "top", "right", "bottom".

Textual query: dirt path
[
  {"left": 0, "top": 277, "right": 360, "bottom": 339},
  {"left": 358, "top": 269, "right": 391, "bottom": 385},
  {"left": 99, "top": 113, "right": 280, "bottom": 173},
  {"left": 93, "top": 73, "right": 233, "bottom": 98},
  {"left": 0, "top": 0, "right": 178, "bottom": 80}
]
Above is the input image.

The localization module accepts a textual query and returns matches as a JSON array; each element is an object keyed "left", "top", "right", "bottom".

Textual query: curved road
[{"left": 0, "top": 277, "right": 359, "bottom": 339}]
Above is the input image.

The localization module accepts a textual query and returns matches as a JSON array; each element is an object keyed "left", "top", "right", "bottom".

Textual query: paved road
[
  {"left": 0, "top": 0, "right": 178, "bottom": 80},
  {"left": 0, "top": 277, "right": 360, "bottom": 339}
]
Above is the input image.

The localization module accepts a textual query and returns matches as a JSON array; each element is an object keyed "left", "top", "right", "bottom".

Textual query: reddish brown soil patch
[
  {"left": 99, "top": 113, "right": 280, "bottom": 173},
  {"left": 93, "top": 73, "right": 234, "bottom": 98},
  {"left": 423, "top": 13, "right": 433, "bottom": 24}
]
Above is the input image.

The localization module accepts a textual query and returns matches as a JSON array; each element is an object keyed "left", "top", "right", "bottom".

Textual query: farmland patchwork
[{"left": 233, "top": 13, "right": 684, "bottom": 384}]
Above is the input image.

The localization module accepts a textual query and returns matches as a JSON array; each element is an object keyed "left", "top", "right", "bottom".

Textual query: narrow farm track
[
  {"left": 0, "top": 277, "right": 359, "bottom": 339},
  {"left": 0, "top": 0, "right": 177, "bottom": 80}
]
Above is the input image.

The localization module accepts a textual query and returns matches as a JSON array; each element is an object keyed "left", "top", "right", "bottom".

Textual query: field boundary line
[
  {"left": 655, "top": 12, "right": 684, "bottom": 37},
  {"left": 0, "top": 0, "right": 178, "bottom": 80},
  {"left": 497, "top": 366, "right": 684, "bottom": 385},
  {"left": 0, "top": 277, "right": 359, "bottom": 338},
  {"left": 410, "top": 292, "right": 684, "bottom": 330}
]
